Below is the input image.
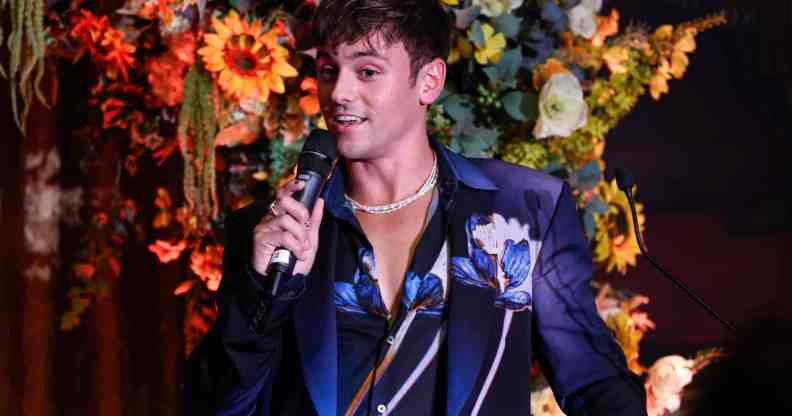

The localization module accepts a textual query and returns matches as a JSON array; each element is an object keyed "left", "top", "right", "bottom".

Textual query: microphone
[
  {"left": 265, "top": 129, "right": 339, "bottom": 297},
  {"left": 613, "top": 168, "right": 736, "bottom": 334}
]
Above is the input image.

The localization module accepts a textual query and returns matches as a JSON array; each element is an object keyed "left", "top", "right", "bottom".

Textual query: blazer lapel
[
  {"left": 293, "top": 218, "right": 338, "bottom": 416},
  {"left": 445, "top": 187, "right": 502, "bottom": 416}
]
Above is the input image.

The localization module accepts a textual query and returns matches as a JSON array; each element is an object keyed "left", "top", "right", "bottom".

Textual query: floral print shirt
[{"left": 330, "top": 186, "right": 449, "bottom": 416}]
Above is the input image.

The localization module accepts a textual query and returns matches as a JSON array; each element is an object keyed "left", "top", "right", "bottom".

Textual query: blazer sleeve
[
  {"left": 531, "top": 183, "right": 646, "bottom": 415},
  {"left": 183, "top": 202, "right": 305, "bottom": 415}
]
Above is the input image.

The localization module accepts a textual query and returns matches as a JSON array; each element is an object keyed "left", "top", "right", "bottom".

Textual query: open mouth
[{"left": 333, "top": 114, "right": 367, "bottom": 126}]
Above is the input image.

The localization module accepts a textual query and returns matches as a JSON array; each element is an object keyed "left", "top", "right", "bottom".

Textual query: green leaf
[
  {"left": 451, "top": 115, "right": 498, "bottom": 157},
  {"left": 494, "top": 48, "right": 521, "bottom": 87},
  {"left": 571, "top": 160, "right": 601, "bottom": 192},
  {"left": 469, "top": 20, "right": 485, "bottom": 48},
  {"left": 522, "top": 90, "right": 539, "bottom": 121},
  {"left": 444, "top": 94, "right": 473, "bottom": 124},
  {"left": 494, "top": 14, "right": 522, "bottom": 40},
  {"left": 586, "top": 195, "right": 609, "bottom": 214},
  {"left": 483, "top": 67, "right": 499, "bottom": 83},
  {"left": 503, "top": 91, "right": 528, "bottom": 121},
  {"left": 454, "top": 6, "right": 481, "bottom": 29}
]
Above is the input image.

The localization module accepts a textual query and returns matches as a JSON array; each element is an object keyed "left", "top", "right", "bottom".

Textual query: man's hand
[{"left": 251, "top": 180, "right": 325, "bottom": 278}]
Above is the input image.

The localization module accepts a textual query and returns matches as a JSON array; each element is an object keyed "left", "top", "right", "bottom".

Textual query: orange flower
[
  {"left": 190, "top": 244, "right": 224, "bottom": 291},
  {"left": 100, "top": 28, "right": 136, "bottom": 82},
  {"left": 532, "top": 58, "right": 569, "bottom": 90},
  {"left": 298, "top": 77, "right": 320, "bottom": 116},
  {"left": 197, "top": 11, "right": 298, "bottom": 103},
  {"left": 70, "top": 10, "right": 111, "bottom": 59},
  {"left": 148, "top": 239, "right": 187, "bottom": 263},
  {"left": 100, "top": 97, "right": 127, "bottom": 129},
  {"left": 592, "top": 9, "right": 619, "bottom": 47},
  {"left": 155, "top": 187, "right": 172, "bottom": 209},
  {"left": 214, "top": 114, "right": 261, "bottom": 147},
  {"left": 94, "top": 212, "right": 110, "bottom": 225},
  {"left": 73, "top": 263, "right": 96, "bottom": 280},
  {"left": 147, "top": 52, "right": 187, "bottom": 106}
]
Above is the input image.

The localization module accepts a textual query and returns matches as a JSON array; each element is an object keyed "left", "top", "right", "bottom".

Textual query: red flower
[
  {"left": 190, "top": 244, "right": 224, "bottom": 291},
  {"left": 148, "top": 239, "right": 187, "bottom": 263}
]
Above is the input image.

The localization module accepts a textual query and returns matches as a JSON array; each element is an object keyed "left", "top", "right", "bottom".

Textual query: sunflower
[
  {"left": 198, "top": 11, "right": 298, "bottom": 103},
  {"left": 594, "top": 179, "right": 645, "bottom": 274}
]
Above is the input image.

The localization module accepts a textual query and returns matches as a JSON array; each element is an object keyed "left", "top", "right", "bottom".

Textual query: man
[{"left": 184, "top": 0, "right": 647, "bottom": 414}]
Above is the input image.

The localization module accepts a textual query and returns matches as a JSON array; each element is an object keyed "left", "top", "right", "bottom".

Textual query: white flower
[
  {"left": 581, "top": 0, "right": 603, "bottom": 13},
  {"left": 473, "top": 0, "right": 523, "bottom": 17},
  {"left": 646, "top": 355, "right": 696, "bottom": 413},
  {"left": 533, "top": 73, "right": 588, "bottom": 139},
  {"left": 566, "top": 5, "right": 596, "bottom": 38},
  {"left": 531, "top": 386, "right": 566, "bottom": 416},
  {"left": 470, "top": 213, "right": 529, "bottom": 291}
]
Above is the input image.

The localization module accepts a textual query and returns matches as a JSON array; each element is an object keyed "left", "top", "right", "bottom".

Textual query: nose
[{"left": 330, "top": 69, "right": 356, "bottom": 105}]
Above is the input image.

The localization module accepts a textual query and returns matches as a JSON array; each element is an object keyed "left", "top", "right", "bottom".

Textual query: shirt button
[
  {"left": 386, "top": 335, "right": 395, "bottom": 344},
  {"left": 376, "top": 404, "right": 386, "bottom": 414}
]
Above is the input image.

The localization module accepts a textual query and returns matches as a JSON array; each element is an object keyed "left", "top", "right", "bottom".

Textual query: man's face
[{"left": 316, "top": 35, "right": 427, "bottom": 161}]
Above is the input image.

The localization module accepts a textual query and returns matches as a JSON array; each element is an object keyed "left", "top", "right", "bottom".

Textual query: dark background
[{"left": 1, "top": 0, "right": 790, "bottom": 414}]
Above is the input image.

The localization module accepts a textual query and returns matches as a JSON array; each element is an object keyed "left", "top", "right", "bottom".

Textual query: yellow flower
[
  {"left": 602, "top": 46, "right": 629, "bottom": 76},
  {"left": 594, "top": 179, "right": 645, "bottom": 274},
  {"left": 652, "top": 24, "right": 674, "bottom": 41},
  {"left": 448, "top": 36, "right": 473, "bottom": 64},
  {"left": 441, "top": 0, "right": 459, "bottom": 5},
  {"left": 670, "top": 29, "right": 696, "bottom": 78},
  {"left": 473, "top": 23, "right": 506, "bottom": 65},
  {"left": 606, "top": 310, "right": 645, "bottom": 373},
  {"left": 649, "top": 58, "right": 671, "bottom": 100},
  {"left": 197, "top": 11, "right": 298, "bottom": 103}
]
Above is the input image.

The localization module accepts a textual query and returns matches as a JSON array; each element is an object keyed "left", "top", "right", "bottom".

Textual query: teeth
[{"left": 335, "top": 115, "right": 364, "bottom": 123}]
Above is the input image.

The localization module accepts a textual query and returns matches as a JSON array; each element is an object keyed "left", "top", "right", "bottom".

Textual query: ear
[{"left": 417, "top": 58, "right": 447, "bottom": 106}]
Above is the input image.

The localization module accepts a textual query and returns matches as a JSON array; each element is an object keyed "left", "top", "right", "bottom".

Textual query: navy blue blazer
[{"left": 184, "top": 144, "right": 645, "bottom": 415}]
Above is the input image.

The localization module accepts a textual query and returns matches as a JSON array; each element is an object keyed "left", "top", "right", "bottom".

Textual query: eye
[
  {"left": 359, "top": 68, "right": 379, "bottom": 79},
  {"left": 318, "top": 65, "right": 337, "bottom": 80}
]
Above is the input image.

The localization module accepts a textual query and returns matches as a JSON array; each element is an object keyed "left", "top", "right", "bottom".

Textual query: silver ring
[{"left": 269, "top": 200, "right": 280, "bottom": 216}]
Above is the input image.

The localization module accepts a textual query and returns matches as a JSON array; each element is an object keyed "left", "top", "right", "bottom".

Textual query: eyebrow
[{"left": 316, "top": 48, "right": 389, "bottom": 62}]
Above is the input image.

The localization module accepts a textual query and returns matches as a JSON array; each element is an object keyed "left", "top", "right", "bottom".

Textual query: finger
[
  {"left": 276, "top": 179, "right": 306, "bottom": 200},
  {"left": 278, "top": 194, "right": 311, "bottom": 225},
  {"left": 272, "top": 231, "right": 308, "bottom": 260},
  {"left": 273, "top": 212, "right": 310, "bottom": 246}
]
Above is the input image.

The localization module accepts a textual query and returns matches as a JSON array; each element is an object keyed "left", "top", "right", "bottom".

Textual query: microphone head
[
  {"left": 301, "top": 129, "right": 339, "bottom": 161},
  {"left": 298, "top": 129, "right": 339, "bottom": 178},
  {"left": 614, "top": 167, "right": 636, "bottom": 193}
]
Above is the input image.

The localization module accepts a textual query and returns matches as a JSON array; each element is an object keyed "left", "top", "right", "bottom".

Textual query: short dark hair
[{"left": 314, "top": 0, "right": 451, "bottom": 84}]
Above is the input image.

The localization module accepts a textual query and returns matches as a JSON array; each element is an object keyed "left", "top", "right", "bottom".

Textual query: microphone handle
[
  {"left": 623, "top": 188, "right": 737, "bottom": 334},
  {"left": 264, "top": 170, "right": 325, "bottom": 297}
]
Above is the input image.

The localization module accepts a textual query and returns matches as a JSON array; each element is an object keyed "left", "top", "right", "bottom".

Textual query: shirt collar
[{"left": 322, "top": 137, "right": 498, "bottom": 220}]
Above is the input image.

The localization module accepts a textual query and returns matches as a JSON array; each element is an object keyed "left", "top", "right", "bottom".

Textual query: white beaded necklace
[{"left": 344, "top": 154, "right": 438, "bottom": 215}]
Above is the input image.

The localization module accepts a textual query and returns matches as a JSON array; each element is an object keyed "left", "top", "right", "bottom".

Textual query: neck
[{"left": 343, "top": 136, "right": 435, "bottom": 206}]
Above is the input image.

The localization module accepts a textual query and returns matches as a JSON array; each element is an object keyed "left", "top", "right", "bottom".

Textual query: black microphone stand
[{"left": 614, "top": 168, "right": 736, "bottom": 334}]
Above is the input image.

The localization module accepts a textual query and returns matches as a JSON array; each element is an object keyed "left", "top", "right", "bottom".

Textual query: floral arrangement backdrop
[{"left": 1, "top": 0, "right": 727, "bottom": 413}]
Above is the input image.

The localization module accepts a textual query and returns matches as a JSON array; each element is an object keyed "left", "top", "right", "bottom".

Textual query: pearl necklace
[{"left": 345, "top": 154, "right": 438, "bottom": 215}]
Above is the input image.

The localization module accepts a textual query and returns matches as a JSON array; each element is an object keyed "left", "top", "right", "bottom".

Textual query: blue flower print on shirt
[
  {"left": 451, "top": 214, "right": 533, "bottom": 311},
  {"left": 335, "top": 247, "right": 389, "bottom": 317},
  {"left": 402, "top": 271, "right": 445, "bottom": 316}
]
